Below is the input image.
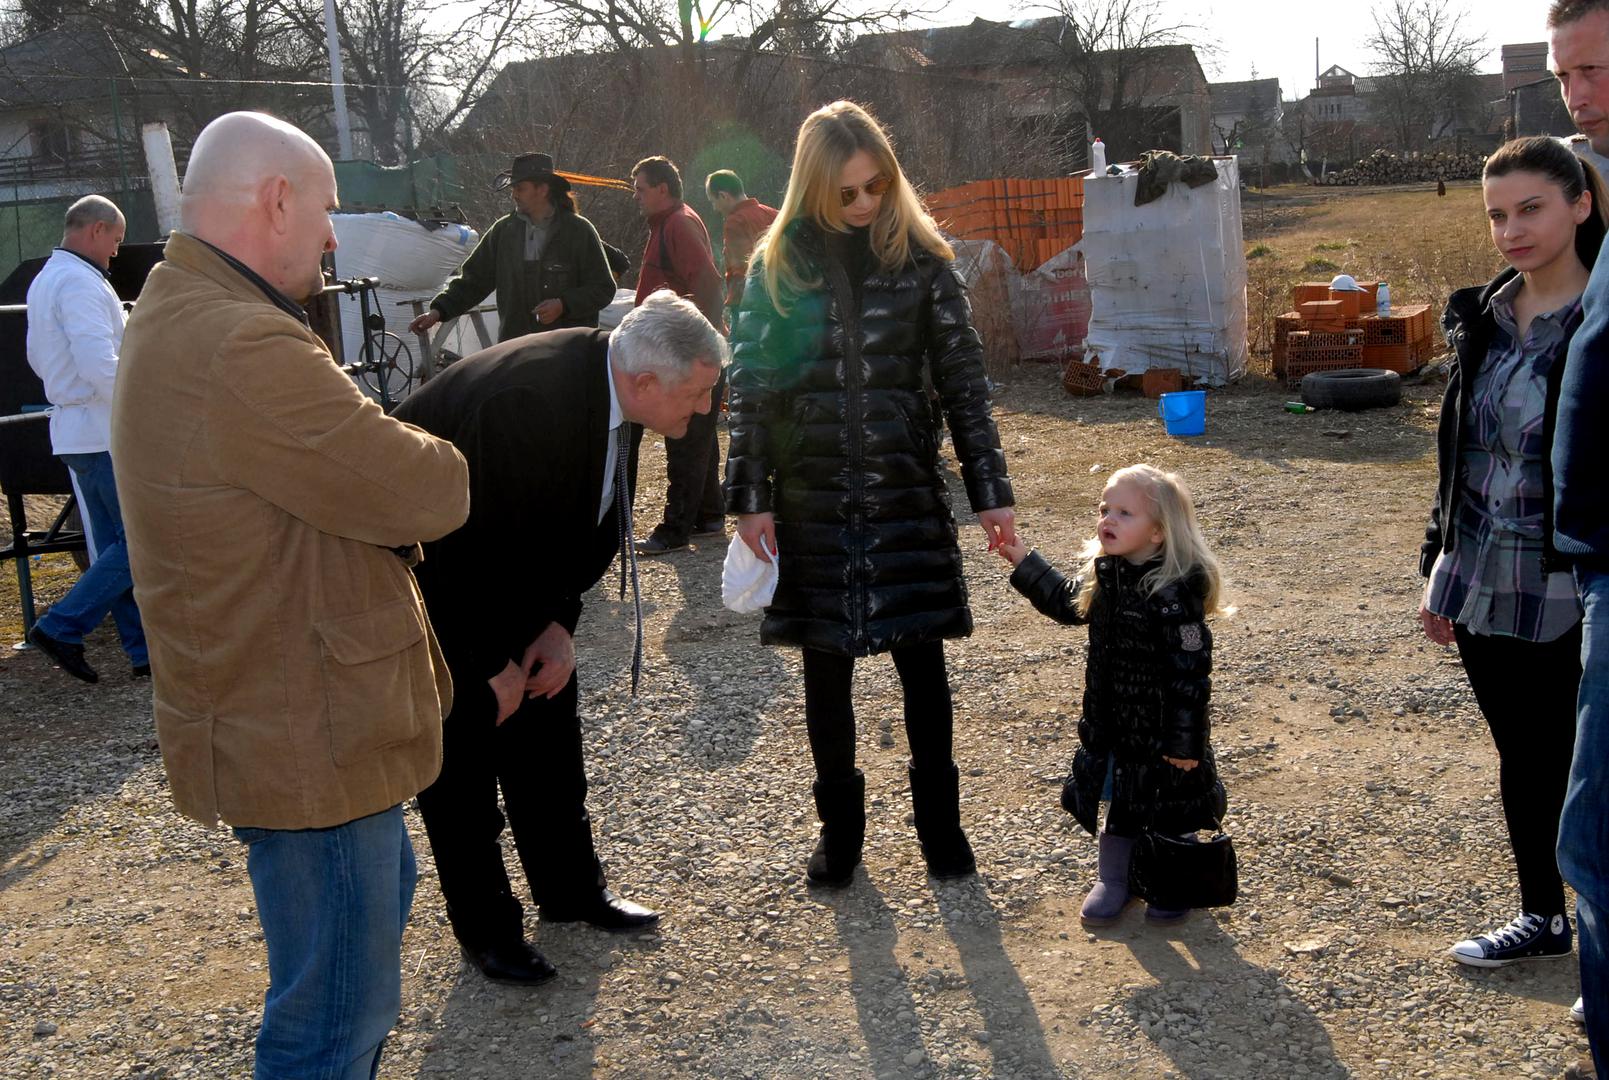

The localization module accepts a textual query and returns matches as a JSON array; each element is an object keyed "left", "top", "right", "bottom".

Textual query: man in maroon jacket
[
  {"left": 631, "top": 156, "right": 727, "bottom": 555},
  {"left": 705, "top": 169, "right": 777, "bottom": 326}
]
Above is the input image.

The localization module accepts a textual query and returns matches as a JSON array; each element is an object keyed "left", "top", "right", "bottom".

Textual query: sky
[{"left": 933, "top": 0, "right": 1554, "bottom": 101}]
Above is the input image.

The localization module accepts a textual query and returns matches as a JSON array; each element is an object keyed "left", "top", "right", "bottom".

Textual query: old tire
[{"left": 1300, "top": 368, "right": 1401, "bottom": 411}]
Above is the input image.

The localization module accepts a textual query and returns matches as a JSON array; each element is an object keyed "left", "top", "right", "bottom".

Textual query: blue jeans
[
  {"left": 37, "top": 451, "right": 146, "bottom": 664},
  {"left": 234, "top": 806, "right": 417, "bottom": 1080},
  {"left": 1560, "top": 566, "right": 1609, "bottom": 1074}
]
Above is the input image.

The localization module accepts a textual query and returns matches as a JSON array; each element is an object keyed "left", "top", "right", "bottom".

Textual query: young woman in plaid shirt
[{"left": 1422, "top": 137, "right": 1608, "bottom": 980}]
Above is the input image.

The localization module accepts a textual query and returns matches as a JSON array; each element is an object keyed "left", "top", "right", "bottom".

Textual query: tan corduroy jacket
[{"left": 112, "top": 232, "right": 470, "bottom": 830}]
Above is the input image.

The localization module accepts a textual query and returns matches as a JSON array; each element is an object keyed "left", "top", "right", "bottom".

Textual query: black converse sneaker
[{"left": 1448, "top": 911, "right": 1572, "bottom": 967}]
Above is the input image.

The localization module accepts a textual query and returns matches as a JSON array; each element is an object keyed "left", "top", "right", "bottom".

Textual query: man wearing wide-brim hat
[{"left": 411, "top": 152, "right": 617, "bottom": 342}]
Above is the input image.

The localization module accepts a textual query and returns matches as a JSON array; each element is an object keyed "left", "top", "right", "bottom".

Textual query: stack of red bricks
[
  {"left": 925, "top": 178, "right": 1085, "bottom": 272},
  {"left": 1272, "top": 280, "right": 1436, "bottom": 385}
]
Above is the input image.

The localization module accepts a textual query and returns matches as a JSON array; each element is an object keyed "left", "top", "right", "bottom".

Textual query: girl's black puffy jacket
[
  {"left": 1009, "top": 550, "right": 1223, "bottom": 837},
  {"left": 723, "top": 220, "right": 1014, "bottom": 657}
]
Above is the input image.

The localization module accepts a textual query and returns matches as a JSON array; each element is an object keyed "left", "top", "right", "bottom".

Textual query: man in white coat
[{"left": 25, "top": 194, "right": 146, "bottom": 683}]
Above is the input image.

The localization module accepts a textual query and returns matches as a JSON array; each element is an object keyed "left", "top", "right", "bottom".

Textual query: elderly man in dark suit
[{"left": 393, "top": 291, "right": 726, "bottom": 985}]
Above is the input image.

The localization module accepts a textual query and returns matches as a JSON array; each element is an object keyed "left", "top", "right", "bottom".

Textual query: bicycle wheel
[{"left": 359, "top": 331, "right": 417, "bottom": 404}]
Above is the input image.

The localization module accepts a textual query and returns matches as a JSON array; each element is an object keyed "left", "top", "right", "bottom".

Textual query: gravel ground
[{"left": 0, "top": 365, "right": 1593, "bottom": 1078}]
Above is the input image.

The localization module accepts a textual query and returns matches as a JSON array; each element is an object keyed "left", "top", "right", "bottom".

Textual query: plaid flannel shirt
[{"left": 1426, "top": 274, "right": 1583, "bottom": 642}]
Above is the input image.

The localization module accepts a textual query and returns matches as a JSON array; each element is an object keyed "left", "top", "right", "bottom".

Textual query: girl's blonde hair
[
  {"left": 756, "top": 100, "right": 952, "bottom": 313},
  {"left": 1073, "top": 464, "right": 1228, "bottom": 619}
]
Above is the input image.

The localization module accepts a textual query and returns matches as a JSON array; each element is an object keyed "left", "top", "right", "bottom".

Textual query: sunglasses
[{"left": 840, "top": 174, "right": 892, "bottom": 207}]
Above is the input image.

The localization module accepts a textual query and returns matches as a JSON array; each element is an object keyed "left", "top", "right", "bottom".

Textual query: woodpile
[{"left": 1316, "top": 148, "right": 1485, "bottom": 186}]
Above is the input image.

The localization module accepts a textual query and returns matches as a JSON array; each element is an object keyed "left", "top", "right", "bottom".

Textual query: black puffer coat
[
  {"left": 724, "top": 221, "right": 1014, "bottom": 656},
  {"left": 1010, "top": 550, "right": 1223, "bottom": 838}
]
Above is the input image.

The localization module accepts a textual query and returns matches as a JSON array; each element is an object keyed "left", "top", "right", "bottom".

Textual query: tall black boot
[
  {"left": 909, "top": 762, "right": 976, "bottom": 879},
  {"left": 807, "top": 771, "right": 865, "bottom": 887}
]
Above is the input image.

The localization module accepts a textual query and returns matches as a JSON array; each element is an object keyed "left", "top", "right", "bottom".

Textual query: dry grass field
[{"left": 1241, "top": 181, "right": 1503, "bottom": 365}]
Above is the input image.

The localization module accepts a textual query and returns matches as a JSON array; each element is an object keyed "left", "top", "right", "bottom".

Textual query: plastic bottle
[
  {"left": 1090, "top": 137, "right": 1107, "bottom": 174},
  {"left": 1377, "top": 282, "right": 1391, "bottom": 316}
]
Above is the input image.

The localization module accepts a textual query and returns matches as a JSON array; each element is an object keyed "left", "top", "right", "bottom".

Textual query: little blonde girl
[{"left": 1000, "top": 464, "right": 1229, "bottom": 925}]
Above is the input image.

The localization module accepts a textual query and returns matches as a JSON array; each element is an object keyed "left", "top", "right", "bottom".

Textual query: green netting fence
[{"left": 0, "top": 189, "right": 157, "bottom": 284}]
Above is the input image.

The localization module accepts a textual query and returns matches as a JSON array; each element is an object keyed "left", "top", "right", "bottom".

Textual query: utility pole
[{"left": 322, "top": 0, "right": 354, "bottom": 160}]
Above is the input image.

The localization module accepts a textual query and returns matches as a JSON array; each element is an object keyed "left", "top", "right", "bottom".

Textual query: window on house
[{"left": 29, "top": 120, "right": 73, "bottom": 162}]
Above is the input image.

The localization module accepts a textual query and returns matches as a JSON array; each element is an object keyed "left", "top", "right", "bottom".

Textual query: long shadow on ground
[
  {"left": 0, "top": 624, "right": 153, "bottom": 895},
  {"left": 1118, "top": 916, "right": 1349, "bottom": 1079}
]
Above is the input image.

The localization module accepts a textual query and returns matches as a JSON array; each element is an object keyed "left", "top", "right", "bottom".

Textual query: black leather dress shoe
[
  {"left": 634, "top": 535, "right": 688, "bottom": 556},
  {"left": 459, "top": 941, "right": 558, "bottom": 986},
  {"left": 542, "top": 889, "right": 660, "bottom": 931},
  {"left": 28, "top": 625, "right": 98, "bottom": 683}
]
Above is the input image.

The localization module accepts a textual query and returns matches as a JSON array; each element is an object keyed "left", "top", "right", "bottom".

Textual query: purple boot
[{"left": 1080, "top": 832, "right": 1134, "bottom": 926}]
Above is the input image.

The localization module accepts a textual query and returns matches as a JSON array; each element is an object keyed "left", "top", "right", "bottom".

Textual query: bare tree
[
  {"left": 1030, "top": 0, "right": 1207, "bottom": 165},
  {"left": 1365, "top": 0, "right": 1487, "bottom": 151},
  {"left": 1280, "top": 96, "right": 1310, "bottom": 173},
  {"left": 1212, "top": 79, "right": 1276, "bottom": 159},
  {"left": 535, "top": 0, "right": 923, "bottom": 108},
  {"left": 1279, "top": 98, "right": 1359, "bottom": 179},
  {"left": 272, "top": 0, "right": 542, "bottom": 164},
  {"left": 0, "top": 2, "right": 325, "bottom": 175},
  {"left": 120, "top": 0, "right": 322, "bottom": 127}
]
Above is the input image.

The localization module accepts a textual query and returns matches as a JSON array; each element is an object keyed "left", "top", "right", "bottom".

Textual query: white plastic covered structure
[
  {"left": 329, "top": 213, "right": 485, "bottom": 393},
  {"left": 1079, "top": 157, "right": 1248, "bottom": 383}
]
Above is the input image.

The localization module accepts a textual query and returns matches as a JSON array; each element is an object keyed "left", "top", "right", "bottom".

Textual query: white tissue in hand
[{"left": 721, "top": 533, "right": 778, "bottom": 613}]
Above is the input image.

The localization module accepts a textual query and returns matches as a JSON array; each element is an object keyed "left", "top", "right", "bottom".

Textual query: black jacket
[
  {"left": 1010, "top": 551, "right": 1221, "bottom": 837},
  {"left": 1423, "top": 267, "right": 1577, "bottom": 578},
  {"left": 1554, "top": 241, "right": 1609, "bottom": 570},
  {"left": 393, "top": 328, "right": 638, "bottom": 684},
  {"left": 724, "top": 221, "right": 1014, "bottom": 656},
  {"left": 429, "top": 210, "right": 618, "bottom": 340}
]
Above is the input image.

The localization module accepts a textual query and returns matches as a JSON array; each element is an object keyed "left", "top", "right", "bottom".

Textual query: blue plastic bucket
[{"left": 1157, "top": 390, "right": 1206, "bottom": 437}]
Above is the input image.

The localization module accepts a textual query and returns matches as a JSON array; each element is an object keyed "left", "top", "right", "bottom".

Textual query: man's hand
[
  {"left": 1163, "top": 756, "right": 1199, "bottom": 772},
  {"left": 1419, "top": 605, "right": 1456, "bottom": 646},
  {"left": 524, "top": 622, "right": 576, "bottom": 699},
  {"left": 409, "top": 309, "right": 442, "bottom": 335},
  {"left": 534, "top": 298, "right": 564, "bottom": 325},
  {"left": 488, "top": 660, "right": 527, "bottom": 725},
  {"left": 978, "top": 507, "right": 1017, "bottom": 553},
  {"left": 737, "top": 512, "right": 777, "bottom": 562}
]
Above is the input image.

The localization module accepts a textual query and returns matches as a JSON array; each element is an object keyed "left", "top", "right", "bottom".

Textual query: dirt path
[{"left": 0, "top": 367, "right": 1591, "bottom": 1078}]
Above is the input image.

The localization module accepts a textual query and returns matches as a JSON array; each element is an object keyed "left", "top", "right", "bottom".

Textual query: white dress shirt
[{"left": 26, "top": 247, "right": 126, "bottom": 455}]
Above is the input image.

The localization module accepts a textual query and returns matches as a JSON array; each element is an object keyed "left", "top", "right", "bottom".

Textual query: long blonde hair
[
  {"left": 756, "top": 100, "right": 952, "bottom": 312},
  {"left": 1073, "top": 464, "right": 1228, "bottom": 620}
]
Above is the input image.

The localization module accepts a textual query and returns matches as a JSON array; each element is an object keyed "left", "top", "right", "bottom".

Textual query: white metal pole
[
  {"left": 323, "top": 0, "right": 354, "bottom": 159},
  {"left": 141, "top": 121, "right": 181, "bottom": 234}
]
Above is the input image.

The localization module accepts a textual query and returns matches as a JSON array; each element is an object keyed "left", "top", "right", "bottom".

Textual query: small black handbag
[{"left": 1128, "top": 823, "right": 1238, "bottom": 910}]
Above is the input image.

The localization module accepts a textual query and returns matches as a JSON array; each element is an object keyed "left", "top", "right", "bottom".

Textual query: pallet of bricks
[
  {"left": 926, "top": 178, "right": 1092, "bottom": 365},
  {"left": 1272, "top": 280, "right": 1436, "bottom": 387},
  {"left": 925, "top": 177, "right": 1085, "bottom": 272}
]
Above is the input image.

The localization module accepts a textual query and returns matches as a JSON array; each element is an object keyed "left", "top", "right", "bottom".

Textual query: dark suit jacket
[{"left": 394, "top": 328, "right": 639, "bottom": 686}]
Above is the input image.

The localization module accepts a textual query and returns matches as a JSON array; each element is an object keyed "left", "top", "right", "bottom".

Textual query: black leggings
[
  {"left": 801, "top": 641, "right": 954, "bottom": 782},
  {"left": 1454, "top": 621, "right": 1584, "bottom": 919}
]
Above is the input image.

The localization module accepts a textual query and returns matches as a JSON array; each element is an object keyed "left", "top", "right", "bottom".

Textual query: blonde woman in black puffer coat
[{"left": 725, "top": 100, "right": 1016, "bottom": 888}]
